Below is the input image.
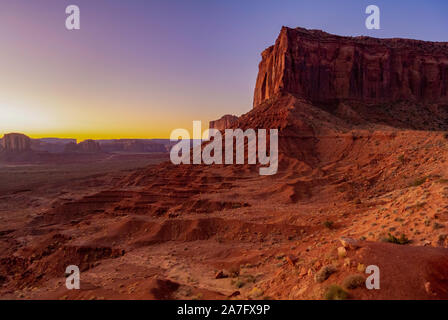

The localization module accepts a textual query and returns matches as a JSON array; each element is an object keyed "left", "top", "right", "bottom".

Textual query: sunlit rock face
[
  {"left": 254, "top": 27, "right": 448, "bottom": 108},
  {"left": 209, "top": 114, "right": 239, "bottom": 131}
]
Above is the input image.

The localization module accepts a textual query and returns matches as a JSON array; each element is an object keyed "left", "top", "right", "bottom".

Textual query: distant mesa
[
  {"left": 0, "top": 133, "right": 36, "bottom": 162},
  {"left": 64, "top": 139, "right": 103, "bottom": 153},
  {"left": 97, "top": 139, "right": 168, "bottom": 153},
  {"left": 1, "top": 133, "right": 32, "bottom": 152},
  {"left": 209, "top": 114, "right": 239, "bottom": 132},
  {"left": 31, "top": 138, "right": 77, "bottom": 153},
  {"left": 0, "top": 133, "right": 173, "bottom": 159},
  {"left": 0, "top": 132, "right": 174, "bottom": 164}
]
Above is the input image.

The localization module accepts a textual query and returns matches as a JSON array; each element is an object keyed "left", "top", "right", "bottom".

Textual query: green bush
[
  {"left": 382, "top": 233, "right": 411, "bottom": 245},
  {"left": 314, "top": 265, "right": 337, "bottom": 283},
  {"left": 323, "top": 220, "right": 334, "bottom": 229},
  {"left": 433, "top": 222, "right": 445, "bottom": 230},
  {"left": 342, "top": 275, "right": 365, "bottom": 289},
  {"left": 324, "top": 285, "right": 349, "bottom": 300},
  {"left": 232, "top": 279, "right": 245, "bottom": 288},
  {"left": 410, "top": 177, "right": 427, "bottom": 187}
]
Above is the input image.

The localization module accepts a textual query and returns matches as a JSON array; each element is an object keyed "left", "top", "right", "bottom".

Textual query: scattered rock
[
  {"left": 299, "top": 267, "right": 307, "bottom": 277},
  {"left": 285, "top": 254, "right": 298, "bottom": 266},
  {"left": 340, "top": 237, "right": 360, "bottom": 250},
  {"left": 215, "top": 271, "right": 228, "bottom": 279},
  {"left": 337, "top": 247, "right": 347, "bottom": 258},
  {"left": 424, "top": 282, "right": 437, "bottom": 296},
  {"left": 357, "top": 263, "right": 366, "bottom": 273}
]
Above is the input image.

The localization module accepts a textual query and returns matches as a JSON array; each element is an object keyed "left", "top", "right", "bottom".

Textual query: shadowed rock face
[
  {"left": 209, "top": 114, "right": 239, "bottom": 131},
  {"left": 31, "top": 138, "right": 77, "bottom": 153},
  {"left": 1, "top": 133, "right": 32, "bottom": 152},
  {"left": 64, "top": 139, "right": 102, "bottom": 153},
  {"left": 77, "top": 140, "right": 102, "bottom": 153},
  {"left": 98, "top": 140, "right": 167, "bottom": 153},
  {"left": 253, "top": 27, "right": 448, "bottom": 108}
]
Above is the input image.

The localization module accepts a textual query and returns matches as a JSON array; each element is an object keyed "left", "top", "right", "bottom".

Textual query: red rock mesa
[{"left": 254, "top": 27, "right": 448, "bottom": 108}]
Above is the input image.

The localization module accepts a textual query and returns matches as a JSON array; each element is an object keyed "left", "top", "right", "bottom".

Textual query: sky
[{"left": 0, "top": 0, "right": 447, "bottom": 140}]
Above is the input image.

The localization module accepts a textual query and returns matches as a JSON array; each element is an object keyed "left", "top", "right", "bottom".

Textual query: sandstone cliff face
[
  {"left": 254, "top": 27, "right": 448, "bottom": 107},
  {"left": 209, "top": 114, "right": 239, "bottom": 131},
  {"left": 1, "top": 133, "right": 32, "bottom": 152}
]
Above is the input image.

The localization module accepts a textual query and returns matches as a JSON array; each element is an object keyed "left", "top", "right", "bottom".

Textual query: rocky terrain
[
  {"left": 1, "top": 27, "right": 448, "bottom": 300},
  {"left": 209, "top": 115, "right": 239, "bottom": 132}
]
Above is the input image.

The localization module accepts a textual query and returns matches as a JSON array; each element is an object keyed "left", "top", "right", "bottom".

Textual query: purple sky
[{"left": 0, "top": 0, "right": 447, "bottom": 139}]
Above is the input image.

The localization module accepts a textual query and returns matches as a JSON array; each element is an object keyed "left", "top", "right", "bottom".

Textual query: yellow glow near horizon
[
  {"left": 0, "top": 98, "right": 212, "bottom": 142},
  {"left": 0, "top": 83, "right": 215, "bottom": 141}
]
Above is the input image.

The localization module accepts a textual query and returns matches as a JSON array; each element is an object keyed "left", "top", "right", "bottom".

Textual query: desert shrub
[
  {"left": 324, "top": 285, "right": 349, "bottom": 300},
  {"left": 410, "top": 177, "right": 427, "bottom": 187},
  {"left": 248, "top": 287, "right": 263, "bottom": 298},
  {"left": 323, "top": 220, "right": 334, "bottom": 229},
  {"left": 245, "top": 274, "right": 256, "bottom": 283},
  {"left": 228, "top": 265, "right": 240, "bottom": 278},
  {"left": 231, "top": 279, "right": 245, "bottom": 288},
  {"left": 342, "top": 275, "right": 365, "bottom": 289},
  {"left": 314, "top": 265, "right": 337, "bottom": 283},
  {"left": 191, "top": 293, "right": 203, "bottom": 300},
  {"left": 398, "top": 154, "right": 405, "bottom": 164},
  {"left": 433, "top": 222, "right": 445, "bottom": 230},
  {"left": 382, "top": 233, "right": 411, "bottom": 245}
]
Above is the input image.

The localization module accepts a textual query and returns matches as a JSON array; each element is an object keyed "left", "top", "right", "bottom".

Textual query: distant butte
[
  {"left": 64, "top": 139, "right": 103, "bottom": 153},
  {"left": 0, "top": 133, "right": 32, "bottom": 152}
]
